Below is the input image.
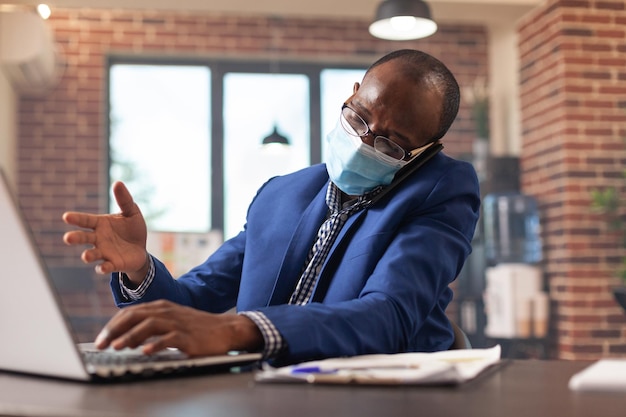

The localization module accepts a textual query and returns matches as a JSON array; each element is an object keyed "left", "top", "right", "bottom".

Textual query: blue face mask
[{"left": 324, "top": 120, "right": 408, "bottom": 195}]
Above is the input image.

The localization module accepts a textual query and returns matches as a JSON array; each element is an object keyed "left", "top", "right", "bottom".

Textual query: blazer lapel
[{"left": 266, "top": 182, "right": 329, "bottom": 306}]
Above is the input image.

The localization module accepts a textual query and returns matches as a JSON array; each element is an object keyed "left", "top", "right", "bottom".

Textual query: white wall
[
  {"left": 488, "top": 24, "right": 521, "bottom": 156},
  {"left": 0, "top": 68, "right": 17, "bottom": 187}
]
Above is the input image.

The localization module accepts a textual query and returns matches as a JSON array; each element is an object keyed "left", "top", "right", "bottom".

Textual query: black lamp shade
[
  {"left": 261, "top": 126, "right": 289, "bottom": 145},
  {"left": 369, "top": 0, "right": 437, "bottom": 41}
]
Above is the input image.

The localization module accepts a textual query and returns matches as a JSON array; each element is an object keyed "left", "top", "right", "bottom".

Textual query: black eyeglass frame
[{"left": 340, "top": 103, "right": 422, "bottom": 161}]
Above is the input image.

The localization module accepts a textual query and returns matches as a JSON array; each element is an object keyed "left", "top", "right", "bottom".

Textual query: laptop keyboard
[
  {"left": 80, "top": 347, "right": 205, "bottom": 379},
  {"left": 82, "top": 347, "right": 188, "bottom": 366},
  {"left": 78, "top": 344, "right": 262, "bottom": 379}
]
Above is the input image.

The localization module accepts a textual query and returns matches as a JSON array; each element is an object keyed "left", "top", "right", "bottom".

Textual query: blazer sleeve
[{"left": 110, "top": 227, "right": 247, "bottom": 314}]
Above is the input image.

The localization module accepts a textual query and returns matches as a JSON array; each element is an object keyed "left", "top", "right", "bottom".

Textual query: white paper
[
  {"left": 255, "top": 345, "right": 501, "bottom": 385},
  {"left": 568, "top": 359, "right": 626, "bottom": 392}
]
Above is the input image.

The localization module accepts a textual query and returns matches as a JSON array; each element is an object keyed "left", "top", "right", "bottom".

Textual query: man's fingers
[
  {"left": 94, "top": 328, "right": 111, "bottom": 349},
  {"left": 62, "top": 211, "right": 98, "bottom": 229},
  {"left": 95, "top": 309, "right": 146, "bottom": 349},
  {"left": 63, "top": 230, "right": 97, "bottom": 246},
  {"left": 94, "top": 261, "right": 116, "bottom": 275},
  {"left": 111, "top": 317, "right": 175, "bottom": 351},
  {"left": 62, "top": 211, "right": 80, "bottom": 226},
  {"left": 98, "top": 302, "right": 177, "bottom": 350},
  {"left": 81, "top": 248, "right": 114, "bottom": 274},
  {"left": 112, "top": 181, "right": 137, "bottom": 217},
  {"left": 80, "top": 247, "right": 101, "bottom": 263},
  {"left": 141, "top": 334, "right": 176, "bottom": 355},
  {"left": 93, "top": 301, "right": 210, "bottom": 356}
]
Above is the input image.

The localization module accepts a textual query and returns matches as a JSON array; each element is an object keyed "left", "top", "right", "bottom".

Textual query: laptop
[{"left": 0, "top": 169, "right": 262, "bottom": 382}]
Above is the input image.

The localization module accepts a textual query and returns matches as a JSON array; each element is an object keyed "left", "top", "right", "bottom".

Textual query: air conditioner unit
[{"left": 0, "top": 10, "right": 63, "bottom": 96}]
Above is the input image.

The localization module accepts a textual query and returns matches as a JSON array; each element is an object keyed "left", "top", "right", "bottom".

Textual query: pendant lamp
[
  {"left": 369, "top": 0, "right": 437, "bottom": 41},
  {"left": 261, "top": 125, "right": 290, "bottom": 146}
]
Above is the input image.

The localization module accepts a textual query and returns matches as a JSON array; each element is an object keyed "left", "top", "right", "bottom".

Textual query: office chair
[{"left": 449, "top": 321, "right": 472, "bottom": 350}]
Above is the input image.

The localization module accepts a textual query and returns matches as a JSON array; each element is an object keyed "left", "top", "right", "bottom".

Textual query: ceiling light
[
  {"left": 0, "top": 3, "right": 51, "bottom": 20},
  {"left": 369, "top": 0, "right": 437, "bottom": 41},
  {"left": 261, "top": 126, "right": 290, "bottom": 146},
  {"left": 37, "top": 4, "right": 51, "bottom": 20}
]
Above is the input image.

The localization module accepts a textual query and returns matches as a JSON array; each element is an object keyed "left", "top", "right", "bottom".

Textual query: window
[
  {"left": 223, "top": 73, "right": 310, "bottom": 237},
  {"left": 108, "top": 59, "right": 366, "bottom": 240},
  {"left": 109, "top": 64, "right": 211, "bottom": 232}
]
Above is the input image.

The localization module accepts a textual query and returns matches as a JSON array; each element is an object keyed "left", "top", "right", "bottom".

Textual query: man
[{"left": 63, "top": 49, "right": 480, "bottom": 365}]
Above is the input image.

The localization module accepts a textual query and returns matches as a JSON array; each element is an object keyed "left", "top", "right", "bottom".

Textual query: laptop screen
[
  {"left": 0, "top": 170, "right": 262, "bottom": 381},
  {"left": 0, "top": 169, "right": 90, "bottom": 380}
]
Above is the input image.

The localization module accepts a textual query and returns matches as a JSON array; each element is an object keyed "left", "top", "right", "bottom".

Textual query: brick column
[{"left": 518, "top": 0, "right": 626, "bottom": 359}]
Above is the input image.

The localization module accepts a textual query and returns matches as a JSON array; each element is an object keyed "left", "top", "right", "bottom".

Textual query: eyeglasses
[{"left": 340, "top": 104, "right": 421, "bottom": 161}]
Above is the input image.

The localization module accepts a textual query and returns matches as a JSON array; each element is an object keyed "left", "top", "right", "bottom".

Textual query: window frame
[{"left": 105, "top": 54, "right": 368, "bottom": 232}]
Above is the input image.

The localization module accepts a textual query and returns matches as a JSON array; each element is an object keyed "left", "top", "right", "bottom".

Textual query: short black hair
[{"left": 366, "top": 49, "right": 460, "bottom": 142}]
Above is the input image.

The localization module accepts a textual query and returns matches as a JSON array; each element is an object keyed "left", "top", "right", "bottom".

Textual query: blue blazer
[{"left": 111, "top": 152, "right": 480, "bottom": 364}]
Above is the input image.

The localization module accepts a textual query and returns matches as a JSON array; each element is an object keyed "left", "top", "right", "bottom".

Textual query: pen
[
  {"left": 290, "top": 366, "right": 338, "bottom": 374},
  {"left": 290, "top": 361, "right": 428, "bottom": 374}
]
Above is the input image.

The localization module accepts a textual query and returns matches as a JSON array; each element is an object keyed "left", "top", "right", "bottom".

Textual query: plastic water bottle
[{"left": 483, "top": 192, "right": 542, "bottom": 265}]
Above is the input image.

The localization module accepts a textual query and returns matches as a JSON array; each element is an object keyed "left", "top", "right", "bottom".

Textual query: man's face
[{"left": 346, "top": 61, "right": 441, "bottom": 150}]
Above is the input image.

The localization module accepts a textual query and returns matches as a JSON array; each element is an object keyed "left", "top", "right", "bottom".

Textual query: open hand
[{"left": 62, "top": 181, "right": 149, "bottom": 283}]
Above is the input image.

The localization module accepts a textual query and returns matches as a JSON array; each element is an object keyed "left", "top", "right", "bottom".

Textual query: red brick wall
[
  {"left": 16, "top": 8, "right": 487, "bottom": 341},
  {"left": 518, "top": 0, "right": 626, "bottom": 359}
]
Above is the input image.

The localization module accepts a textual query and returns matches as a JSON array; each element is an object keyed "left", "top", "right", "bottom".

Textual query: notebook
[
  {"left": 568, "top": 359, "right": 626, "bottom": 392},
  {"left": 256, "top": 345, "right": 502, "bottom": 385},
  {"left": 0, "top": 169, "right": 261, "bottom": 382}
]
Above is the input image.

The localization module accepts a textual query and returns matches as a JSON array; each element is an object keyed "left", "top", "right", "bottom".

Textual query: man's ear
[{"left": 343, "top": 83, "right": 360, "bottom": 104}]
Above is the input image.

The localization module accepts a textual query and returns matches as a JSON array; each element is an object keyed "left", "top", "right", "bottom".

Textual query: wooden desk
[{"left": 0, "top": 360, "right": 623, "bottom": 417}]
